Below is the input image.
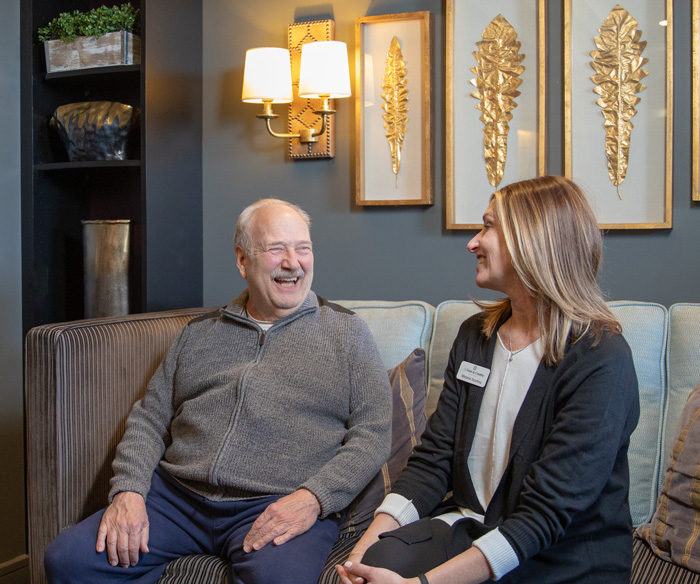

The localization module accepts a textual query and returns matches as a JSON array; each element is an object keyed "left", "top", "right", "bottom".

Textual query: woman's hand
[
  {"left": 346, "top": 512, "right": 401, "bottom": 566},
  {"left": 337, "top": 537, "right": 493, "bottom": 584},
  {"left": 336, "top": 561, "right": 414, "bottom": 584}
]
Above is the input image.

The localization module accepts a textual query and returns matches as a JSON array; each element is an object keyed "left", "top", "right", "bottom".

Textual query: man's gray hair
[{"left": 234, "top": 199, "right": 311, "bottom": 256}]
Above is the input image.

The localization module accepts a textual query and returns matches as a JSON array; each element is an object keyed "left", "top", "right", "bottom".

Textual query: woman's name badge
[{"left": 457, "top": 361, "right": 490, "bottom": 388}]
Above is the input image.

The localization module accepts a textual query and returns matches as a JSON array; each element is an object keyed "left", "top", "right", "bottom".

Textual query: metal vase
[{"left": 82, "top": 220, "right": 131, "bottom": 318}]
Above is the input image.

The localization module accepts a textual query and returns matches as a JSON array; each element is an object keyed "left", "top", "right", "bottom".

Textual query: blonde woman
[{"left": 337, "top": 176, "right": 639, "bottom": 584}]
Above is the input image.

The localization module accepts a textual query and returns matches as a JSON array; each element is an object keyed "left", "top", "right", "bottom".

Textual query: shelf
[
  {"left": 22, "top": 0, "right": 202, "bottom": 335},
  {"left": 35, "top": 160, "right": 141, "bottom": 170},
  {"left": 45, "top": 64, "right": 140, "bottom": 80}
]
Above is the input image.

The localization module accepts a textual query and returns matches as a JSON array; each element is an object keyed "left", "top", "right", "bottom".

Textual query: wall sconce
[{"left": 242, "top": 40, "right": 351, "bottom": 150}]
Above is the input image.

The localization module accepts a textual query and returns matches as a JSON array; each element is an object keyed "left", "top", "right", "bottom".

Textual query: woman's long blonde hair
[{"left": 475, "top": 175, "right": 620, "bottom": 366}]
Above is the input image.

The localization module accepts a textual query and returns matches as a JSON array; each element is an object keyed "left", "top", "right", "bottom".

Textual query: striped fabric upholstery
[
  {"left": 28, "top": 301, "right": 700, "bottom": 584},
  {"left": 157, "top": 524, "right": 700, "bottom": 584},
  {"left": 632, "top": 537, "right": 700, "bottom": 584},
  {"left": 23, "top": 306, "right": 391, "bottom": 584},
  {"left": 158, "top": 554, "right": 227, "bottom": 584},
  {"left": 635, "top": 384, "right": 700, "bottom": 576},
  {"left": 26, "top": 308, "right": 216, "bottom": 584},
  {"left": 317, "top": 532, "right": 364, "bottom": 584},
  {"left": 156, "top": 531, "right": 363, "bottom": 584}
]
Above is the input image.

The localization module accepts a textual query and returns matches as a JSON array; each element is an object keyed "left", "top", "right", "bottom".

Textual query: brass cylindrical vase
[{"left": 82, "top": 220, "right": 131, "bottom": 318}]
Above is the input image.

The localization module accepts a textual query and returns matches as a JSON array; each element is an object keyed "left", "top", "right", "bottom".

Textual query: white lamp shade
[
  {"left": 298, "top": 41, "right": 351, "bottom": 99},
  {"left": 241, "top": 47, "right": 293, "bottom": 103}
]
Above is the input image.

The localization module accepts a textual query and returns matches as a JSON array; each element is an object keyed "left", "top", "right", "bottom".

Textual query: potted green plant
[{"left": 38, "top": 3, "right": 141, "bottom": 73}]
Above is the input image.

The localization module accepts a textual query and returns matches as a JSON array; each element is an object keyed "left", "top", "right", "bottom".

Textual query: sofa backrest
[
  {"left": 427, "top": 300, "right": 482, "bottom": 416},
  {"left": 25, "top": 307, "right": 213, "bottom": 584},
  {"left": 419, "top": 300, "right": 670, "bottom": 527},
  {"left": 666, "top": 304, "right": 700, "bottom": 474},
  {"left": 318, "top": 299, "right": 698, "bottom": 529},
  {"left": 333, "top": 300, "right": 435, "bottom": 370},
  {"left": 608, "top": 301, "right": 668, "bottom": 526}
]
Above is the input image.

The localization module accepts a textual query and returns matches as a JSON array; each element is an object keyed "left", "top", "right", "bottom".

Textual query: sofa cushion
[
  {"left": 635, "top": 383, "right": 700, "bottom": 574},
  {"left": 317, "top": 531, "right": 365, "bottom": 584},
  {"left": 631, "top": 536, "right": 700, "bottom": 584},
  {"left": 333, "top": 300, "right": 435, "bottom": 370},
  {"left": 157, "top": 531, "right": 366, "bottom": 584},
  {"left": 157, "top": 554, "right": 227, "bottom": 584},
  {"left": 667, "top": 304, "right": 700, "bottom": 472},
  {"left": 608, "top": 301, "right": 668, "bottom": 527},
  {"left": 339, "top": 348, "right": 427, "bottom": 533}
]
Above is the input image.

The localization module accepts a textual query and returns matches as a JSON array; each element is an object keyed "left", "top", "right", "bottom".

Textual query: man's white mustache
[{"left": 271, "top": 268, "right": 305, "bottom": 280}]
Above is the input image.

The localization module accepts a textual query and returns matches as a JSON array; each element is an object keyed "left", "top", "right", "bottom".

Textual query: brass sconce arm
[{"left": 257, "top": 97, "right": 334, "bottom": 144}]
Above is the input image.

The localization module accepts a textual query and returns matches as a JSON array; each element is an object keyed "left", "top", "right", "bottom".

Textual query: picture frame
[
  {"left": 446, "top": 0, "right": 546, "bottom": 229},
  {"left": 693, "top": 0, "right": 699, "bottom": 202},
  {"left": 564, "top": 0, "right": 673, "bottom": 228},
  {"left": 355, "top": 12, "right": 433, "bottom": 206}
]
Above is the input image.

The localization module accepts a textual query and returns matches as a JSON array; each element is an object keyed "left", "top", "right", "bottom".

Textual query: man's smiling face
[{"left": 236, "top": 204, "right": 314, "bottom": 322}]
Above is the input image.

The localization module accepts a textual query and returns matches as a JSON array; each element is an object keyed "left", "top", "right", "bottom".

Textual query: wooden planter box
[{"left": 44, "top": 30, "right": 141, "bottom": 73}]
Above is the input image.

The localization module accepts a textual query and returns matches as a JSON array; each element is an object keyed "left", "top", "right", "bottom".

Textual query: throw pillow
[
  {"left": 338, "top": 348, "right": 427, "bottom": 533},
  {"left": 635, "top": 383, "right": 700, "bottom": 573}
]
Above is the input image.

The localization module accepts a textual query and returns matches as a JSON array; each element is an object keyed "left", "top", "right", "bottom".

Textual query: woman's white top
[{"left": 375, "top": 333, "right": 543, "bottom": 580}]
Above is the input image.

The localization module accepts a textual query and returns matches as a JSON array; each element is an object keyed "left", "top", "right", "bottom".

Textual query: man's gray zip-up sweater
[{"left": 109, "top": 291, "right": 393, "bottom": 517}]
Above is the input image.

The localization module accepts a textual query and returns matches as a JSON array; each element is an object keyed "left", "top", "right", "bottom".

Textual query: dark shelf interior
[
  {"left": 22, "top": 0, "right": 203, "bottom": 335},
  {"left": 23, "top": 0, "right": 145, "bottom": 331}
]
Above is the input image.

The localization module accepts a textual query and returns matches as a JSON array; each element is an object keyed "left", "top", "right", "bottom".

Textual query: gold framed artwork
[
  {"left": 355, "top": 12, "right": 434, "bottom": 206},
  {"left": 564, "top": 0, "right": 673, "bottom": 228},
  {"left": 446, "top": 0, "right": 547, "bottom": 229},
  {"left": 693, "top": 0, "right": 699, "bottom": 202}
]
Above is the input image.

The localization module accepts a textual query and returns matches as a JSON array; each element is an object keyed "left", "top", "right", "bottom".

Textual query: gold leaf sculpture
[
  {"left": 470, "top": 14, "right": 525, "bottom": 189},
  {"left": 381, "top": 36, "right": 409, "bottom": 188},
  {"left": 590, "top": 5, "right": 648, "bottom": 199}
]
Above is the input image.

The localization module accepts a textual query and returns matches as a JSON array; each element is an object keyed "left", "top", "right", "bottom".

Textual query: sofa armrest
[{"left": 25, "top": 307, "right": 215, "bottom": 584}]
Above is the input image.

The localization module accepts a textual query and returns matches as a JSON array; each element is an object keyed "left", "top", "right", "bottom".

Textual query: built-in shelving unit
[
  {"left": 35, "top": 160, "right": 142, "bottom": 170},
  {"left": 45, "top": 63, "right": 140, "bottom": 80},
  {"left": 21, "top": 0, "right": 203, "bottom": 334}
]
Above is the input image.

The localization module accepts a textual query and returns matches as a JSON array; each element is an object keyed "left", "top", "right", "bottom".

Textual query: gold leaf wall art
[
  {"left": 470, "top": 14, "right": 526, "bottom": 189},
  {"left": 590, "top": 5, "right": 648, "bottom": 199},
  {"left": 381, "top": 36, "right": 409, "bottom": 188}
]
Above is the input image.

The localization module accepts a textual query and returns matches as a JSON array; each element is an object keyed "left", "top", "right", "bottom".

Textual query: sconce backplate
[{"left": 288, "top": 20, "right": 336, "bottom": 159}]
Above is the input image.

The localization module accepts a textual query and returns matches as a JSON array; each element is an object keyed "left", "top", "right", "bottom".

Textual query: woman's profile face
[{"left": 466, "top": 201, "right": 517, "bottom": 295}]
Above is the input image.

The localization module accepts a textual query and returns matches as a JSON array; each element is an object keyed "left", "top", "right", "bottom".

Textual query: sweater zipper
[
  {"left": 209, "top": 304, "right": 314, "bottom": 484},
  {"left": 209, "top": 328, "right": 264, "bottom": 486}
]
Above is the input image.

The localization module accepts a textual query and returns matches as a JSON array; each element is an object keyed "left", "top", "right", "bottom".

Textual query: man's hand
[
  {"left": 243, "top": 488, "right": 321, "bottom": 552},
  {"left": 96, "top": 491, "right": 150, "bottom": 568}
]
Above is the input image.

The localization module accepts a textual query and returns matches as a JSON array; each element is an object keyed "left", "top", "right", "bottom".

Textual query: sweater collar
[{"left": 220, "top": 289, "right": 319, "bottom": 323}]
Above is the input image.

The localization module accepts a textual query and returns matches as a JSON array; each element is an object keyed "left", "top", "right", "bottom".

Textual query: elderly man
[{"left": 45, "top": 199, "right": 392, "bottom": 584}]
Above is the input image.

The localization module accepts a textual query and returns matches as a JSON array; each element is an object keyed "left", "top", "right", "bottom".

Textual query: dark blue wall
[
  {"left": 0, "top": 0, "right": 26, "bottom": 579},
  {"left": 202, "top": 0, "right": 700, "bottom": 309},
  {"left": 3, "top": 4, "right": 699, "bottom": 579}
]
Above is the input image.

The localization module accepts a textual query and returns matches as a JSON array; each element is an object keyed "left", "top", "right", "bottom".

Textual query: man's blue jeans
[{"left": 45, "top": 466, "right": 339, "bottom": 584}]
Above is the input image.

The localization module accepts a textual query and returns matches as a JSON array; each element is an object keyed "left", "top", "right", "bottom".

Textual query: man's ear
[{"left": 235, "top": 246, "right": 247, "bottom": 279}]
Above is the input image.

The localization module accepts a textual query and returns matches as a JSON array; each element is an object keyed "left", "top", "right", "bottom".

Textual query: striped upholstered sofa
[{"left": 26, "top": 300, "right": 700, "bottom": 584}]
